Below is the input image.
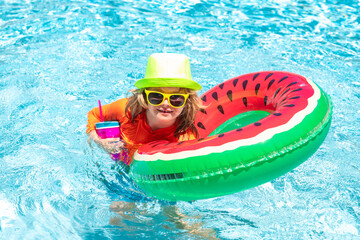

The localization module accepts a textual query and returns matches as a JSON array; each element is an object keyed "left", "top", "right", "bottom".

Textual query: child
[{"left": 86, "top": 53, "right": 203, "bottom": 163}]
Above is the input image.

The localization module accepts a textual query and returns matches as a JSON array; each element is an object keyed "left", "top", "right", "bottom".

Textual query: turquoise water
[{"left": 1, "top": 0, "right": 359, "bottom": 239}]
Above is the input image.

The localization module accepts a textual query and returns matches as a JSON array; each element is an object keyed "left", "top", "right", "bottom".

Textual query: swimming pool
[{"left": 0, "top": 0, "right": 359, "bottom": 239}]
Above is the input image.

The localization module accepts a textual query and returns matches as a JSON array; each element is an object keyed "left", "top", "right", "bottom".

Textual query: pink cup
[
  {"left": 95, "top": 121, "right": 128, "bottom": 162},
  {"left": 95, "top": 121, "right": 120, "bottom": 139}
]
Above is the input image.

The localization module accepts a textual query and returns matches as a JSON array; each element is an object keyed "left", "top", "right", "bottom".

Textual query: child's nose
[{"left": 162, "top": 98, "right": 170, "bottom": 106}]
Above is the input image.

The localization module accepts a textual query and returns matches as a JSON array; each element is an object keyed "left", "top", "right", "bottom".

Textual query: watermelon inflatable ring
[{"left": 129, "top": 71, "right": 332, "bottom": 201}]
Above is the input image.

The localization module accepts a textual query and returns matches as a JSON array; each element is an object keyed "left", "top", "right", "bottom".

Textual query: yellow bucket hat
[{"left": 134, "top": 53, "right": 202, "bottom": 90}]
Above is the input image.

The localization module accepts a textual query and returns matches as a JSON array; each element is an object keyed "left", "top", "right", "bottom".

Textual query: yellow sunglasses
[{"left": 144, "top": 89, "right": 189, "bottom": 108}]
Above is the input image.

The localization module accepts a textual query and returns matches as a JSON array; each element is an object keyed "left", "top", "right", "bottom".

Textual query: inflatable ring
[{"left": 129, "top": 71, "right": 332, "bottom": 201}]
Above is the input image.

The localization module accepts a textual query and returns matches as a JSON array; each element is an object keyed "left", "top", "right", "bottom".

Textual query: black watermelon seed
[
  {"left": 197, "top": 122, "right": 206, "bottom": 130},
  {"left": 280, "top": 88, "right": 290, "bottom": 97},
  {"left": 280, "top": 97, "right": 288, "bottom": 104},
  {"left": 274, "top": 113, "right": 282, "bottom": 116},
  {"left": 265, "top": 73, "right": 273, "bottom": 80},
  {"left": 152, "top": 143, "right": 162, "bottom": 148},
  {"left": 278, "top": 76, "right": 288, "bottom": 83},
  {"left": 201, "top": 95, "right": 207, "bottom": 102},
  {"left": 219, "top": 83, "right": 224, "bottom": 89},
  {"left": 197, "top": 138, "right": 204, "bottom": 141},
  {"left": 286, "top": 81, "right": 297, "bottom": 88},
  {"left": 233, "top": 78, "right": 239, "bottom": 87},
  {"left": 217, "top": 105, "right": 224, "bottom": 114},
  {"left": 242, "top": 80, "right": 248, "bottom": 90},
  {"left": 273, "top": 88, "right": 281, "bottom": 98},
  {"left": 289, "top": 96, "right": 300, "bottom": 100},
  {"left": 264, "top": 96, "right": 268, "bottom": 106},
  {"left": 253, "top": 73, "right": 260, "bottom": 81},
  {"left": 236, "top": 128, "right": 243, "bottom": 132},
  {"left": 165, "top": 142, "right": 171, "bottom": 146},
  {"left": 284, "top": 104, "right": 295, "bottom": 107},
  {"left": 255, "top": 83, "right": 260, "bottom": 95},
  {"left": 290, "top": 88, "right": 303, "bottom": 93},
  {"left": 267, "top": 79, "right": 275, "bottom": 90},
  {"left": 242, "top": 97, "right": 248, "bottom": 107},
  {"left": 177, "top": 141, "right": 185, "bottom": 145},
  {"left": 212, "top": 92, "right": 218, "bottom": 101},
  {"left": 254, "top": 122, "right": 261, "bottom": 126},
  {"left": 200, "top": 108, "right": 207, "bottom": 114},
  {"left": 218, "top": 134, "right": 224, "bottom": 138},
  {"left": 227, "top": 90, "right": 233, "bottom": 102}
]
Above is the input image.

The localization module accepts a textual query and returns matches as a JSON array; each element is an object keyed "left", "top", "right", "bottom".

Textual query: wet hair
[{"left": 125, "top": 88, "right": 202, "bottom": 138}]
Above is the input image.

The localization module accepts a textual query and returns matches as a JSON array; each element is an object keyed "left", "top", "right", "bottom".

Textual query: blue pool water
[{"left": 1, "top": 0, "right": 359, "bottom": 239}]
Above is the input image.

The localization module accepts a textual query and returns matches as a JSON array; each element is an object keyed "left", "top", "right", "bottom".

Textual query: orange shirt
[{"left": 87, "top": 98, "right": 195, "bottom": 161}]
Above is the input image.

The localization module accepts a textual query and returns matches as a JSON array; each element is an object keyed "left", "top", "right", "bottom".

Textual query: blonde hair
[{"left": 125, "top": 88, "right": 202, "bottom": 138}]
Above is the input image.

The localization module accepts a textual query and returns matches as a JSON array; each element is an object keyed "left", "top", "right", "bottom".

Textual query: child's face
[{"left": 145, "top": 87, "right": 185, "bottom": 129}]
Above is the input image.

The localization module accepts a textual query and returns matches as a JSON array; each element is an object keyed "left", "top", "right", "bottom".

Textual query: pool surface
[{"left": 1, "top": 0, "right": 359, "bottom": 239}]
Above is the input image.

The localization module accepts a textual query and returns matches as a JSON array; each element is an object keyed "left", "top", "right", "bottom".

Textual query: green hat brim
[{"left": 135, "top": 78, "right": 202, "bottom": 90}]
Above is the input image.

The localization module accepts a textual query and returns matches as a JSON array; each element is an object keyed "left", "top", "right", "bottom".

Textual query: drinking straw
[{"left": 98, "top": 100, "right": 104, "bottom": 122}]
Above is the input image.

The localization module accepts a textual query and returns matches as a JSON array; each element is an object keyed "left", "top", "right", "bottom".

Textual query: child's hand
[
  {"left": 88, "top": 131, "right": 126, "bottom": 154},
  {"left": 96, "top": 137, "right": 125, "bottom": 154}
]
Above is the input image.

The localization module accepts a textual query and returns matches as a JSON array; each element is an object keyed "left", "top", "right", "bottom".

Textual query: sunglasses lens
[
  {"left": 148, "top": 92, "right": 164, "bottom": 105},
  {"left": 169, "top": 95, "right": 185, "bottom": 107}
]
